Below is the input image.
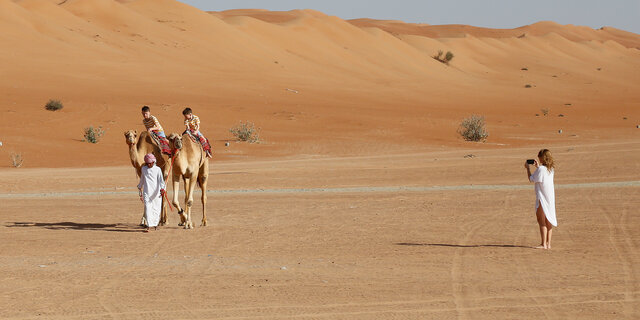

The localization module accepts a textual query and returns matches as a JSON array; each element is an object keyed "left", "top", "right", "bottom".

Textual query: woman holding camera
[{"left": 525, "top": 149, "right": 557, "bottom": 249}]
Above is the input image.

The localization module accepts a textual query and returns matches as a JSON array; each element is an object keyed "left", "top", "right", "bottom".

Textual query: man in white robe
[{"left": 137, "top": 153, "right": 165, "bottom": 232}]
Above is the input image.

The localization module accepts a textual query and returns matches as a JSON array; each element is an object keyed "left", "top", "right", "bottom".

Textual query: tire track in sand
[
  {"left": 589, "top": 193, "right": 638, "bottom": 317},
  {"left": 512, "top": 196, "right": 556, "bottom": 320},
  {"left": 449, "top": 194, "right": 497, "bottom": 319}
]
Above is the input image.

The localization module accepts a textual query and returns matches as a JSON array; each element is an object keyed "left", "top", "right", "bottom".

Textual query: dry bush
[
  {"left": 10, "top": 152, "right": 23, "bottom": 168},
  {"left": 458, "top": 115, "right": 489, "bottom": 142},
  {"left": 45, "top": 99, "right": 64, "bottom": 111},
  {"left": 229, "top": 121, "right": 260, "bottom": 143}
]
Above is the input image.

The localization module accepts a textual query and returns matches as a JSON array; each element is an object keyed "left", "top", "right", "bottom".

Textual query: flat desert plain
[{"left": 1, "top": 0, "right": 640, "bottom": 319}]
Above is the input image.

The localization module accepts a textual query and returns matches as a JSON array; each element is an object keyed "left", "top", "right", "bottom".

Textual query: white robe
[
  {"left": 530, "top": 165, "right": 557, "bottom": 226},
  {"left": 137, "top": 164, "right": 165, "bottom": 227}
]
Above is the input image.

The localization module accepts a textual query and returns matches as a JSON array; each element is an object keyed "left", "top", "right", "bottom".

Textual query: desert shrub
[
  {"left": 458, "top": 115, "right": 489, "bottom": 142},
  {"left": 524, "top": 84, "right": 532, "bottom": 88},
  {"left": 229, "top": 121, "right": 260, "bottom": 143},
  {"left": 444, "top": 51, "right": 454, "bottom": 63},
  {"left": 45, "top": 99, "right": 64, "bottom": 111},
  {"left": 83, "top": 126, "right": 105, "bottom": 144},
  {"left": 10, "top": 153, "right": 23, "bottom": 168},
  {"left": 541, "top": 108, "right": 550, "bottom": 116},
  {"left": 433, "top": 50, "right": 454, "bottom": 64}
]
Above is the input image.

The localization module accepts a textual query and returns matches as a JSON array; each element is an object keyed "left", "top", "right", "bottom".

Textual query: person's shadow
[
  {"left": 396, "top": 242, "right": 531, "bottom": 249},
  {"left": 7, "top": 222, "right": 142, "bottom": 233}
]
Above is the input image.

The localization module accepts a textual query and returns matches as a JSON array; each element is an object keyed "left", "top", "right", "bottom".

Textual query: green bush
[
  {"left": 45, "top": 99, "right": 64, "bottom": 111},
  {"left": 229, "top": 121, "right": 260, "bottom": 143},
  {"left": 444, "top": 51, "right": 454, "bottom": 63},
  {"left": 83, "top": 126, "right": 105, "bottom": 144},
  {"left": 458, "top": 115, "right": 489, "bottom": 142},
  {"left": 433, "top": 50, "right": 454, "bottom": 64}
]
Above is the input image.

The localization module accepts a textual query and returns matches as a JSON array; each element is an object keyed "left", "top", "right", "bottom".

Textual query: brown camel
[
  {"left": 124, "top": 130, "right": 169, "bottom": 226},
  {"left": 167, "top": 132, "right": 209, "bottom": 229}
]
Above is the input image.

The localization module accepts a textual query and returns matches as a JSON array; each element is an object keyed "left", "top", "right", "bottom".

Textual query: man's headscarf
[{"left": 144, "top": 153, "right": 156, "bottom": 164}]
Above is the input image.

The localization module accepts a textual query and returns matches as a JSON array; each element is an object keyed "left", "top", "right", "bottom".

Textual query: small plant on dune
[
  {"left": 433, "top": 50, "right": 454, "bottom": 64},
  {"left": 45, "top": 99, "right": 64, "bottom": 111},
  {"left": 458, "top": 115, "right": 489, "bottom": 142},
  {"left": 230, "top": 121, "right": 260, "bottom": 143},
  {"left": 445, "top": 51, "right": 454, "bottom": 63},
  {"left": 10, "top": 152, "right": 24, "bottom": 168},
  {"left": 541, "top": 108, "right": 550, "bottom": 116},
  {"left": 83, "top": 126, "right": 105, "bottom": 144}
]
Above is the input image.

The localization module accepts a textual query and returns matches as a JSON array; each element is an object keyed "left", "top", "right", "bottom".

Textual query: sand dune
[
  {"left": 1, "top": 2, "right": 640, "bottom": 318},
  {"left": 0, "top": 0, "right": 638, "bottom": 167}
]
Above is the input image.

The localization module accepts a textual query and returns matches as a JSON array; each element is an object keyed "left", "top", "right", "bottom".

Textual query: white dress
[
  {"left": 137, "top": 165, "right": 166, "bottom": 227},
  {"left": 529, "top": 165, "right": 557, "bottom": 226}
]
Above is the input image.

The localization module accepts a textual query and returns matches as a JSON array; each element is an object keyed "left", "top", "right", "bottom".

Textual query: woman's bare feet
[{"left": 535, "top": 244, "right": 547, "bottom": 249}]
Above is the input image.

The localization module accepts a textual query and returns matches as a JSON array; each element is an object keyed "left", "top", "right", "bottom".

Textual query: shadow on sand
[
  {"left": 7, "top": 222, "right": 143, "bottom": 233},
  {"left": 396, "top": 242, "right": 531, "bottom": 249}
]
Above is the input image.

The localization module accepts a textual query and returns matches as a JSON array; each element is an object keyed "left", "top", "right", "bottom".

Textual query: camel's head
[
  {"left": 124, "top": 130, "right": 138, "bottom": 146},
  {"left": 168, "top": 133, "right": 183, "bottom": 150}
]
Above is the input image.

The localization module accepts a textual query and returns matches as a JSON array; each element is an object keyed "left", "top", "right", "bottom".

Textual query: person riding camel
[
  {"left": 141, "top": 106, "right": 172, "bottom": 156},
  {"left": 182, "top": 107, "right": 212, "bottom": 158}
]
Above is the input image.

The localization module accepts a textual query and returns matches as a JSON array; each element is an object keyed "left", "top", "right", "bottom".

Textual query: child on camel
[
  {"left": 141, "top": 106, "right": 172, "bottom": 156},
  {"left": 182, "top": 107, "right": 212, "bottom": 158},
  {"left": 138, "top": 153, "right": 166, "bottom": 232}
]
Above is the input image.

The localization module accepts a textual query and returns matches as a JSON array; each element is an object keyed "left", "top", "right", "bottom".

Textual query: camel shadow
[
  {"left": 396, "top": 242, "right": 531, "bottom": 249},
  {"left": 7, "top": 222, "right": 143, "bottom": 233}
]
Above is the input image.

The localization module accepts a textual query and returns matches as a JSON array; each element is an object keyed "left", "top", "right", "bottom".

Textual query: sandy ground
[
  {"left": 1, "top": 1, "right": 640, "bottom": 318},
  {"left": 1, "top": 141, "right": 639, "bottom": 319}
]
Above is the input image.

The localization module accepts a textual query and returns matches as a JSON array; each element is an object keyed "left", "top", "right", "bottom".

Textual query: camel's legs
[
  {"left": 188, "top": 175, "right": 199, "bottom": 229},
  {"left": 198, "top": 174, "right": 208, "bottom": 226},
  {"left": 159, "top": 161, "right": 169, "bottom": 226},
  {"left": 172, "top": 174, "right": 186, "bottom": 226},
  {"left": 159, "top": 198, "right": 167, "bottom": 226},
  {"left": 184, "top": 176, "right": 198, "bottom": 229}
]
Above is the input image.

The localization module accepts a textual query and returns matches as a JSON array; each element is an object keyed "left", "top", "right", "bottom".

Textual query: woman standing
[
  {"left": 525, "top": 149, "right": 557, "bottom": 249},
  {"left": 138, "top": 153, "right": 166, "bottom": 232}
]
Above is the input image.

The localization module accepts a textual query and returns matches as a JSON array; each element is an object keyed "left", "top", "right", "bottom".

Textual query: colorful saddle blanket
[
  {"left": 151, "top": 131, "right": 172, "bottom": 156},
  {"left": 185, "top": 130, "right": 212, "bottom": 153}
]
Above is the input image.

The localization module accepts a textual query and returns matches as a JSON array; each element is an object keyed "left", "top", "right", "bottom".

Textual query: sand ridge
[{"left": 0, "top": 0, "right": 638, "bottom": 167}]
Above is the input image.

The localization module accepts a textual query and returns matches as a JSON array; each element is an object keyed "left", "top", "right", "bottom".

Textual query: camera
[{"left": 526, "top": 159, "right": 535, "bottom": 165}]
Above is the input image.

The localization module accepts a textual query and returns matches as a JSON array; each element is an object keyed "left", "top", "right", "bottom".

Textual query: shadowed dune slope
[{"left": 0, "top": 1, "right": 639, "bottom": 167}]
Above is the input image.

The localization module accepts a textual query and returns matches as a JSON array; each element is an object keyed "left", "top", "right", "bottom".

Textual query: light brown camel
[
  {"left": 167, "top": 132, "right": 209, "bottom": 229},
  {"left": 124, "top": 130, "right": 169, "bottom": 226}
]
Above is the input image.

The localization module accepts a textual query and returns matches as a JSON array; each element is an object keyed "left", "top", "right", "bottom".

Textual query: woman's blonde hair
[{"left": 538, "top": 149, "right": 555, "bottom": 172}]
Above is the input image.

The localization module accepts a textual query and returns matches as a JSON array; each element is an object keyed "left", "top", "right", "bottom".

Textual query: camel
[
  {"left": 167, "top": 132, "right": 209, "bottom": 229},
  {"left": 124, "top": 130, "right": 169, "bottom": 226}
]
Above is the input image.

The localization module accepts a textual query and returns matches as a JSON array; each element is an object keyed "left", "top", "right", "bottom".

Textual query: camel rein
[{"left": 163, "top": 150, "right": 178, "bottom": 212}]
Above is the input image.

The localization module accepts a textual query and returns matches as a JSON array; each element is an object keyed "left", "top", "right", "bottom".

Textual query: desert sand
[{"left": 0, "top": 0, "right": 639, "bottom": 318}]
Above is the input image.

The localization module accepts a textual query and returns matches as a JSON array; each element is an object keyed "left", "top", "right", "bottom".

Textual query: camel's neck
[{"left": 128, "top": 142, "right": 142, "bottom": 167}]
